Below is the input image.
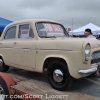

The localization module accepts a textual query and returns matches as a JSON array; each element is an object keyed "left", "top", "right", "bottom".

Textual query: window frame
[
  {"left": 18, "top": 23, "right": 34, "bottom": 39},
  {"left": 35, "top": 21, "right": 69, "bottom": 38},
  {"left": 4, "top": 26, "right": 17, "bottom": 40}
]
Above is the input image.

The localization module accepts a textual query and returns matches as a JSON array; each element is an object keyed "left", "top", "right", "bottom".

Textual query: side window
[
  {"left": 18, "top": 24, "right": 34, "bottom": 39},
  {"left": 4, "top": 26, "right": 16, "bottom": 39}
]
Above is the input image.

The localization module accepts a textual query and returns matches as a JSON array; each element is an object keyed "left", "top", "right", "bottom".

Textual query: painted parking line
[{"left": 85, "top": 78, "right": 100, "bottom": 85}]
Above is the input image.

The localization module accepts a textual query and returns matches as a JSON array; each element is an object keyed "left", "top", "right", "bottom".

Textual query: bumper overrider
[{"left": 78, "top": 63, "right": 100, "bottom": 75}]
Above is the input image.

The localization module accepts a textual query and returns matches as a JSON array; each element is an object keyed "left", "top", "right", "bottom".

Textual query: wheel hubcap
[
  {"left": 53, "top": 69, "right": 63, "bottom": 83},
  {"left": 0, "top": 59, "right": 3, "bottom": 70},
  {"left": 0, "top": 84, "right": 5, "bottom": 100}
]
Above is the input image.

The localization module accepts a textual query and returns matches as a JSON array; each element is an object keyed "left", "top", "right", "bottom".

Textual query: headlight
[{"left": 85, "top": 44, "right": 91, "bottom": 61}]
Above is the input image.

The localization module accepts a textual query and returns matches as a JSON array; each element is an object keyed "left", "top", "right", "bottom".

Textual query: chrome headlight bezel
[{"left": 85, "top": 44, "right": 91, "bottom": 61}]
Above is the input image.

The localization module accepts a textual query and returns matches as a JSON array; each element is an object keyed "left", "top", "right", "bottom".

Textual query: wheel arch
[{"left": 43, "top": 56, "right": 69, "bottom": 72}]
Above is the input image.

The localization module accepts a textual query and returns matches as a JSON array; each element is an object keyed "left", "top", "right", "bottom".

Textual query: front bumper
[
  {"left": 78, "top": 67, "right": 97, "bottom": 75},
  {"left": 78, "top": 63, "right": 99, "bottom": 75}
]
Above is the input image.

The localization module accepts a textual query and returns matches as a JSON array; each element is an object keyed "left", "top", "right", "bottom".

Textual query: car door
[
  {"left": 0, "top": 26, "right": 17, "bottom": 65},
  {"left": 13, "top": 24, "right": 36, "bottom": 70}
]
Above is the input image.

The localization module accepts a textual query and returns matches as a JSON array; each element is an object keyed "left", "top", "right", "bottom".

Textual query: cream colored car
[{"left": 0, "top": 19, "right": 100, "bottom": 91}]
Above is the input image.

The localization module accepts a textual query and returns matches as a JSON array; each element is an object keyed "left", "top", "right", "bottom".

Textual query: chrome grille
[{"left": 91, "top": 51, "right": 100, "bottom": 64}]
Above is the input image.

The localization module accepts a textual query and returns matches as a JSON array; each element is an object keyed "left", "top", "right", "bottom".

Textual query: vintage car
[{"left": 0, "top": 19, "right": 99, "bottom": 91}]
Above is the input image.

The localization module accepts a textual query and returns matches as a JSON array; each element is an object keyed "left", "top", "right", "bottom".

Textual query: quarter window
[
  {"left": 4, "top": 26, "right": 16, "bottom": 39},
  {"left": 18, "top": 24, "right": 34, "bottom": 38}
]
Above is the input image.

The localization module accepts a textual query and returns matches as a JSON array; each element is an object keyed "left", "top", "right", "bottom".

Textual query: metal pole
[{"left": 72, "top": 18, "right": 73, "bottom": 33}]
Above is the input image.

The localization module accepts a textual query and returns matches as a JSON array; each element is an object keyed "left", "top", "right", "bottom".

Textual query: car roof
[{"left": 8, "top": 19, "right": 60, "bottom": 26}]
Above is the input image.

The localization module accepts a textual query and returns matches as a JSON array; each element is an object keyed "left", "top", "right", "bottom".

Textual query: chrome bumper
[
  {"left": 78, "top": 67, "right": 97, "bottom": 75},
  {"left": 78, "top": 63, "right": 100, "bottom": 75}
]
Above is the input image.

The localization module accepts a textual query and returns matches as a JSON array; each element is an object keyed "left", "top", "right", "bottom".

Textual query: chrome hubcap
[
  {"left": 0, "top": 84, "right": 5, "bottom": 100},
  {"left": 0, "top": 59, "right": 3, "bottom": 70},
  {"left": 53, "top": 69, "right": 63, "bottom": 83}
]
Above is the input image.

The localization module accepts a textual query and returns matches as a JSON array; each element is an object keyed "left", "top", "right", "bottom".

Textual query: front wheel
[{"left": 47, "top": 61, "right": 73, "bottom": 91}]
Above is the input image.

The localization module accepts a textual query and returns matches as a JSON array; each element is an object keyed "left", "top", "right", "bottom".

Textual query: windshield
[{"left": 36, "top": 22, "right": 68, "bottom": 38}]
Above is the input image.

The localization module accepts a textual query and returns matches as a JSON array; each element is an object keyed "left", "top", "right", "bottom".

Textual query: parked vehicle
[{"left": 0, "top": 19, "right": 100, "bottom": 91}]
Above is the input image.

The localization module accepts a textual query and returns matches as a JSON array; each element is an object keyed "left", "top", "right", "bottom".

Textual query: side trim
[{"left": 0, "top": 47, "right": 73, "bottom": 51}]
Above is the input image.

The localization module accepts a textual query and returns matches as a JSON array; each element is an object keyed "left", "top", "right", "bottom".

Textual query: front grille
[{"left": 91, "top": 51, "right": 100, "bottom": 64}]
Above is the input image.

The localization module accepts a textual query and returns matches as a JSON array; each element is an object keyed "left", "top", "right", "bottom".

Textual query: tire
[
  {"left": 47, "top": 60, "right": 73, "bottom": 91},
  {"left": 0, "top": 77, "right": 10, "bottom": 100},
  {"left": 0, "top": 59, "right": 9, "bottom": 72}
]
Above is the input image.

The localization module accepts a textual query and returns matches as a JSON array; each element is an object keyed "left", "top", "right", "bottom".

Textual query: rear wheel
[
  {"left": 47, "top": 60, "right": 73, "bottom": 91},
  {"left": 0, "top": 59, "right": 9, "bottom": 72}
]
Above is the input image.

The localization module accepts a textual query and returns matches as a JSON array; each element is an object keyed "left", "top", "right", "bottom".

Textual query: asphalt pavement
[{"left": 7, "top": 67, "right": 100, "bottom": 100}]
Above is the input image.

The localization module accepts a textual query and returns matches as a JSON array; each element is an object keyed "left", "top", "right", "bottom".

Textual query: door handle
[{"left": 14, "top": 42, "right": 16, "bottom": 44}]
